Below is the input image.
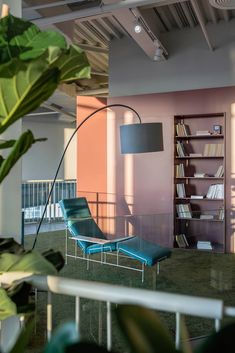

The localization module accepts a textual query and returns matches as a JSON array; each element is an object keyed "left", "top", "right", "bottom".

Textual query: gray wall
[
  {"left": 22, "top": 119, "right": 76, "bottom": 181},
  {"left": 109, "top": 20, "right": 235, "bottom": 97}
]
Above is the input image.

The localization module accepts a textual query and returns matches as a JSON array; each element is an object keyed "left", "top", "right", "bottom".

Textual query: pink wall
[
  {"left": 109, "top": 87, "right": 235, "bottom": 252},
  {"left": 77, "top": 97, "right": 107, "bottom": 195},
  {"left": 76, "top": 87, "right": 235, "bottom": 251}
]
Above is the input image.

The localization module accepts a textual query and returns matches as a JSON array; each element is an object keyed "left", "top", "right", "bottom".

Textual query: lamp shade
[{"left": 120, "top": 122, "right": 163, "bottom": 154}]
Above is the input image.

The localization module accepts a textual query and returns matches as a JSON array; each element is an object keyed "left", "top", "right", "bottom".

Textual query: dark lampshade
[{"left": 120, "top": 122, "right": 163, "bottom": 154}]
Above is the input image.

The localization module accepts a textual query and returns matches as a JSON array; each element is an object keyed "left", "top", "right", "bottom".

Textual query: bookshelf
[{"left": 174, "top": 113, "right": 226, "bottom": 252}]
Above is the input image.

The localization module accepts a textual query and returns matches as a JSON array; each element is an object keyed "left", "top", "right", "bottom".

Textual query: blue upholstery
[
  {"left": 118, "top": 236, "right": 171, "bottom": 266},
  {"left": 59, "top": 197, "right": 118, "bottom": 254}
]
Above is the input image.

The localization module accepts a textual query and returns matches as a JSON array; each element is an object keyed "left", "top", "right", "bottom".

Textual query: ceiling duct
[{"left": 209, "top": 0, "right": 235, "bottom": 9}]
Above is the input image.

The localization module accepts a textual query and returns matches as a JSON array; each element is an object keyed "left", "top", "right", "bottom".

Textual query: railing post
[
  {"left": 75, "top": 296, "right": 80, "bottom": 334},
  {"left": 107, "top": 301, "right": 112, "bottom": 351},
  {"left": 215, "top": 318, "right": 221, "bottom": 332},
  {"left": 21, "top": 211, "right": 24, "bottom": 246},
  {"left": 47, "top": 292, "right": 53, "bottom": 341},
  {"left": 175, "top": 312, "right": 181, "bottom": 350},
  {"left": 49, "top": 182, "right": 52, "bottom": 223}
]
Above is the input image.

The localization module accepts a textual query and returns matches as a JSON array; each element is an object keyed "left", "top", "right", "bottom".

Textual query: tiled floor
[{"left": 24, "top": 229, "right": 235, "bottom": 353}]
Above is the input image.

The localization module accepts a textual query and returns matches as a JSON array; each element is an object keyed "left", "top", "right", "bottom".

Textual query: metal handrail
[{"left": 2, "top": 273, "right": 234, "bottom": 351}]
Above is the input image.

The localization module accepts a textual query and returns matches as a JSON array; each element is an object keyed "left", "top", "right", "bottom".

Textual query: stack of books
[
  {"left": 197, "top": 241, "right": 212, "bottom": 250},
  {"left": 214, "top": 165, "right": 224, "bottom": 178},
  {"left": 176, "top": 141, "right": 187, "bottom": 157},
  {"left": 194, "top": 172, "right": 206, "bottom": 178},
  {"left": 200, "top": 214, "right": 214, "bottom": 220},
  {"left": 189, "top": 153, "right": 202, "bottom": 157},
  {"left": 206, "top": 184, "right": 224, "bottom": 199},
  {"left": 176, "top": 183, "right": 186, "bottom": 198},
  {"left": 218, "top": 207, "right": 224, "bottom": 220},
  {"left": 175, "top": 234, "right": 189, "bottom": 248},
  {"left": 203, "top": 143, "right": 224, "bottom": 157},
  {"left": 175, "top": 123, "right": 190, "bottom": 136},
  {"left": 175, "top": 163, "right": 185, "bottom": 177},
  {"left": 190, "top": 195, "right": 204, "bottom": 199},
  {"left": 176, "top": 204, "right": 192, "bottom": 218},
  {"left": 196, "top": 130, "right": 211, "bottom": 136}
]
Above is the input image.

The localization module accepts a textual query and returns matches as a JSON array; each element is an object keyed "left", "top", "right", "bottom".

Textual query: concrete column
[{"left": 0, "top": 1, "right": 22, "bottom": 243}]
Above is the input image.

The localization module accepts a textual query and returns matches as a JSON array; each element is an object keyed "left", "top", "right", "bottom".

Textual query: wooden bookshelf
[{"left": 174, "top": 112, "right": 226, "bottom": 252}]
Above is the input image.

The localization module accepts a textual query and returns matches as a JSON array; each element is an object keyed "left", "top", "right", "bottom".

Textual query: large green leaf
[
  {"left": 195, "top": 321, "right": 235, "bottom": 353},
  {"left": 0, "top": 14, "right": 67, "bottom": 64},
  {"left": 0, "top": 139, "right": 15, "bottom": 149},
  {"left": 0, "top": 13, "right": 90, "bottom": 185},
  {"left": 54, "top": 44, "right": 91, "bottom": 82},
  {"left": 116, "top": 305, "right": 178, "bottom": 353},
  {"left": 44, "top": 321, "right": 79, "bottom": 353},
  {"left": 0, "top": 251, "right": 57, "bottom": 318},
  {"left": 0, "top": 57, "right": 60, "bottom": 133},
  {"left": 0, "top": 287, "right": 17, "bottom": 320},
  {"left": 0, "top": 251, "right": 57, "bottom": 274},
  {"left": 0, "top": 130, "right": 46, "bottom": 183}
]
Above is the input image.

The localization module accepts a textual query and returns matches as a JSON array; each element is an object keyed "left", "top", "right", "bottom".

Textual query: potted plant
[{"left": 0, "top": 3, "right": 90, "bottom": 350}]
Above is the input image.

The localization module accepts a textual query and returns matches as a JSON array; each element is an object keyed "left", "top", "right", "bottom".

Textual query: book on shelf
[
  {"left": 175, "top": 234, "right": 189, "bottom": 248},
  {"left": 203, "top": 143, "right": 224, "bottom": 157},
  {"left": 196, "top": 131, "right": 211, "bottom": 136},
  {"left": 175, "top": 123, "right": 190, "bottom": 137},
  {"left": 214, "top": 165, "right": 224, "bottom": 178},
  {"left": 197, "top": 241, "right": 212, "bottom": 250},
  {"left": 189, "top": 153, "right": 202, "bottom": 157},
  {"left": 206, "top": 184, "right": 224, "bottom": 199},
  {"left": 194, "top": 172, "right": 206, "bottom": 178},
  {"left": 176, "top": 141, "right": 187, "bottom": 157},
  {"left": 200, "top": 214, "right": 214, "bottom": 220},
  {"left": 176, "top": 183, "right": 186, "bottom": 198},
  {"left": 175, "top": 163, "right": 185, "bottom": 177},
  {"left": 176, "top": 203, "right": 192, "bottom": 218},
  {"left": 190, "top": 195, "right": 204, "bottom": 199},
  {"left": 218, "top": 206, "right": 224, "bottom": 220}
]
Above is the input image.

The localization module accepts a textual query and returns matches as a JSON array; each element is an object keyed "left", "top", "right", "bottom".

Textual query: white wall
[
  {"left": 109, "top": 20, "right": 235, "bottom": 97},
  {"left": 22, "top": 120, "right": 76, "bottom": 181}
]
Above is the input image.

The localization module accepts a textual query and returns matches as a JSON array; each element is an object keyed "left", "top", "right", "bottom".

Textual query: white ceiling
[{"left": 22, "top": 0, "right": 235, "bottom": 116}]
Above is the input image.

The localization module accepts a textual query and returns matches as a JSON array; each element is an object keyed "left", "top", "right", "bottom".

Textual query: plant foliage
[{"left": 0, "top": 13, "right": 90, "bottom": 183}]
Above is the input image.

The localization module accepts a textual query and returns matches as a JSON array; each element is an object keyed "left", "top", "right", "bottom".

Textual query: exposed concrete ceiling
[{"left": 22, "top": 0, "right": 235, "bottom": 116}]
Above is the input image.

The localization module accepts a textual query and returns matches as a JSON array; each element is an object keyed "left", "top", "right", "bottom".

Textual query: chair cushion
[
  {"left": 86, "top": 241, "right": 117, "bottom": 254},
  {"left": 69, "top": 218, "right": 105, "bottom": 239},
  {"left": 118, "top": 236, "right": 171, "bottom": 266},
  {"left": 59, "top": 197, "right": 92, "bottom": 219}
]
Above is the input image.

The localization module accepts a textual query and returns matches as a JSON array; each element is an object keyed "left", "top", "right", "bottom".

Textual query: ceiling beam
[
  {"left": 113, "top": 7, "right": 166, "bottom": 60},
  {"left": 73, "top": 42, "right": 108, "bottom": 53},
  {"left": 23, "top": 0, "right": 91, "bottom": 12},
  {"left": 42, "top": 102, "right": 76, "bottom": 119},
  {"left": 190, "top": 0, "right": 213, "bottom": 51},
  {"left": 168, "top": 4, "right": 183, "bottom": 29},
  {"left": 31, "top": 0, "right": 187, "bottom": 27},
  {"left": 76, "top": 87, "right": 108, "bottom": 96},
  {"left": 181, "top": 1, "right": 195, "bottom": 27},
  {"left": 207, "top": 2, "right": 218, "bottom": 24}
]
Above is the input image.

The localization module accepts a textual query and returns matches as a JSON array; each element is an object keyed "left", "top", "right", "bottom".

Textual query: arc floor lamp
[{"left": 32, "top": 103, "right": 163, "bottom": 249}]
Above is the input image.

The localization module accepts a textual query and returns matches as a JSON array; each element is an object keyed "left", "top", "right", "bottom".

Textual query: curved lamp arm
[{"left": 31, "top": 103, "right": 142, "bottom": 249}]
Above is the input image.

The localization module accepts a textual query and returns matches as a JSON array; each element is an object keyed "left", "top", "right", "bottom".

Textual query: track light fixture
[
  {"left": 153, "top": 39, "right": 164, "bottom": 61},
  {"left": 134, "top": 19, "right": 142, "bottom": 33}
]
